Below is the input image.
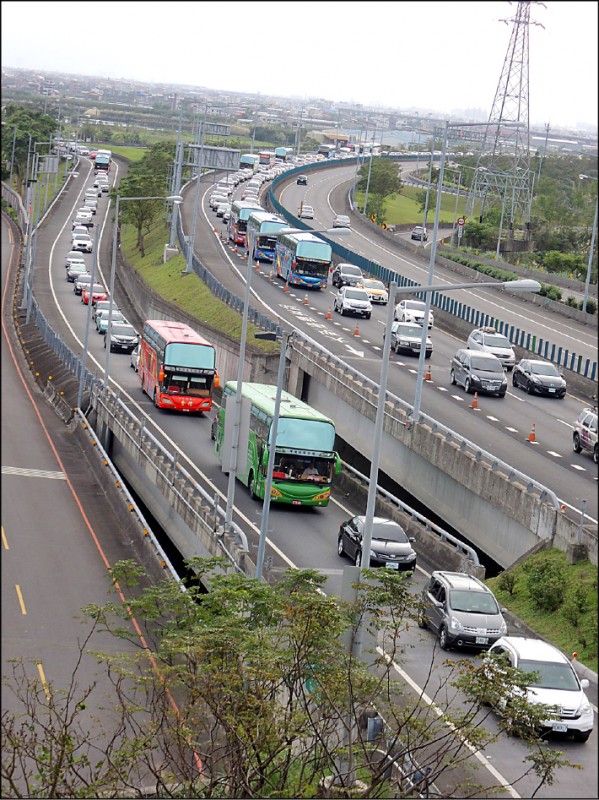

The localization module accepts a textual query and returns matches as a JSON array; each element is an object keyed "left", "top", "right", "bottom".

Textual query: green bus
[{"left": 213, "top": 382, "right": 342, "bottom": 507}]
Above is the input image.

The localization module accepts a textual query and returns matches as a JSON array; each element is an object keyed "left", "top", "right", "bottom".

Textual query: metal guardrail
[{"left": 343, "top": 463, "right": 480, "bottom": 565}]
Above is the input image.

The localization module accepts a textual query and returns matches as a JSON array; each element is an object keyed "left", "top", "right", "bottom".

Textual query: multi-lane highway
[
  {"left": 7, "top": 154, "right": 596, "bottom": 797},
  {"left": 177, "top": 162, "right": 598, "bottom": 526}
]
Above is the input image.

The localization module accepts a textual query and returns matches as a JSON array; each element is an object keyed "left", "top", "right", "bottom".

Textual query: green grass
[
  {"left": 92, "top": 144, "right": 147, "bottom": 163},
  {"left": 355, "top": 184, "right": 472, "bottom": 225},
  {"left": 487, "top": 549, "right": 598, "bottom": 672},
  {"left": 120, "top": 221, "right": 279, "bottom": 354}
]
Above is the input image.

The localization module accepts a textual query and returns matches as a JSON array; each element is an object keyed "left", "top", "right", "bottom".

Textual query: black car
[
  {"left": 337, "top": 515, "right": 417, "bottom": 571},
  {"left": 331, "top": 263, "right": 364, "bottom": 288},
  {"left": 450, "top": 349, "right": 507, "bottom": 397},
  {"left": 296, "top": 174, "right": 308, "bottom": 185},
  {"left": 512, "top": 359, "right": 567, "bottom": 398},
  {"left": 104, "top": 322, "right": 139, "bottom": 354}
]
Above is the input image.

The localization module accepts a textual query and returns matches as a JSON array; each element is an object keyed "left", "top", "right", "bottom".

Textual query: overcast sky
[{"left": 2, "top": 1, "right": 597, "bottom": 131}]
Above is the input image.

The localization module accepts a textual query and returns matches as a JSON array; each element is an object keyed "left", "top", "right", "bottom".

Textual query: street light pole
[
  {"left": 103, "top": 194, "right": 183, "bottom": 387},
  {"left": 255, "top": 330, "right": 291, "bottom": 580},
  {"left": 579, "top": 175, "right": 598, "bottom": 315},
  {"left": 223, "top": 226, "right": 351, "bottom": 535}
]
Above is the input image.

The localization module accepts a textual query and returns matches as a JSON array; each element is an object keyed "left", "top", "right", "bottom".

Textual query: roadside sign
[{"left": 457, "top": 217, "right": 466, "bottom": 227}]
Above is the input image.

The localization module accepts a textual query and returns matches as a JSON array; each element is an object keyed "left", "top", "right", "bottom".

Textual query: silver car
[{"left": 466, "top": 326, "right": 516, "bottom": 371}]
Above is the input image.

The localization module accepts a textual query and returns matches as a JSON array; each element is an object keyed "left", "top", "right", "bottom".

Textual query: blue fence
[{"left": 269, "top": 164, "right": 597, "bottom": 382}]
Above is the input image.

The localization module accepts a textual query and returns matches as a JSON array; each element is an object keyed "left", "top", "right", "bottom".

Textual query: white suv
[
  {"left": 573, "top": 407, "right": 598, "bottom": 463},
  {"left": 467, "top": 326, "right": 516, "bottom": 371},
  {"left": 333, "top": 286, "right": 372, "bottom": 319},
  {"left": 486, "top": 637, "right": 594, "bottom": 742}
]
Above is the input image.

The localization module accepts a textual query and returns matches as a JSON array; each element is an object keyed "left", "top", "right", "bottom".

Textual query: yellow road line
[
  {"left": 37, "top": 662, "right": 51, "bottom": 699},
  {"left": 15, "top": 584, "right": 27, "bottom": 614},
  {"left": 1, "top": 526, "right": 8, "bottom": 549}
]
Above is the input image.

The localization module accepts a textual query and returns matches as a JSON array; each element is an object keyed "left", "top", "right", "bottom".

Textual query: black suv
[
  {"left": 296, "top": 174, "right": 308, "bottom": 185},
  {"left": 450, "top": 349, "right": 507, "bottom": 397},
  {"left": 331, "top": 263, "right": 364, "bottom": 288}
]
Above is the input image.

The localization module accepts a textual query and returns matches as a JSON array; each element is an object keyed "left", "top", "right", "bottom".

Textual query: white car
[
  {"left": 298, "top": 205, "right": 315, "bottom": 219},
  {"left": 485, "top": 637, "right": 594, "bottom": 743},
  {"left": 394, "top": 299, "right": 434, "bottom": 328},
  {"left": 72, "top": 233, "right": 93, "bottom": 252},
  {"left": 466, "top": 326, "right": 516, "bottom": 371},
  {"left": 333, "top": 286, "right": 372, "bottom": 319},
  {"left": 65, "top": 249, "right": 87, "bottom": 269},
  {"left": 209, "top": 194, "right": 229, "bottom": 211}
]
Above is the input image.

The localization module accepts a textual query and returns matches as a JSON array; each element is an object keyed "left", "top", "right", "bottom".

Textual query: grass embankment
[
  {"left": 94, "top": 145, "right": 147, "bottom": 163},
  {"left": 122, "top": 215, "right": 597, "bottom": 674},
  {"left": 120, "top": 220, "right": 278, "bottom": 354},
  {"left": 354, "top": 183, "right": 470, "bottom": 225},
  {"left": 487, "top": 549, "right": 598, "bottom": 672}
]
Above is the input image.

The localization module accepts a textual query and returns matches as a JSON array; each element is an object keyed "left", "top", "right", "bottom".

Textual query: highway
[
  {"left": 12, "top": 154, "right": 596, "bottom": 797},
  {"left": 174, "top": 162, "right": 599, "bottom": 526},
  {"left": 0, "top": 211, "right": 166, "bottom": 734}
]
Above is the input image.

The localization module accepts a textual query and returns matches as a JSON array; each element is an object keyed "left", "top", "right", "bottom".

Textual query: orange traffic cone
[
  {"left": 425, "top": 363, "right": 432, "bottom": 381},
  {"left": 284, "top": 282, "right": 290, "bottom": 293},
  {"left": 303, "top": 293, "right": 309, "bottom": 305},
  {"left": 470, "top": 392, "right": 479, "bottom": 410},
  {"left": 213, "top": 227, "right": 218, "bottom": 234},
  {"left": 527, "top": 423, "right": 536, "bottom": 443},
  {"left": 354, "top": 323, "right": 360, "bottom": 336},
  {"left": 234, "top": 246, "right": 238, "bottom": 254},
  {"left": 325, "top": 307, "right": 332, "bottom": 319},
  {"left": 268, "top": 269, "right": 274, "bottom": 281},
  {"left": 255, "top": 259, "right": 260, "bottom": 269}
]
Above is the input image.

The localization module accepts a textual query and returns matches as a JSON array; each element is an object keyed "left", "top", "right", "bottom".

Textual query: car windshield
[
  {"left": 482, "top": 333, "right": 511, "bottom": 348},
  {"left": 345, "top": 289, "right": 368, "bottom": 301},
  {"left": 401, "top": 326, "right": 424, "bottom": 338},
  {"left": 518, "top": 660, "right": 579, "bottom": 691},
  {"left": 371, "top": 521, "right": 408, "bottom": 543},
  {"left": 365, "top": 280, "right": 385, "bottom": 290},
  {"left": 90, "top": 284, "right": 105, "bottom": 293},
  {"left": 449, "top": 590, "right": 499, "bottom": 614},
  {"left": 405, "top": 301, "right": 425, "bottom": 310},
  {"left": 471, "top": 356, "right": 502, "bottom": 372},
  {"left": 530, "top": 363, "right": 560, "bottom": 376},
  {"left": 112, "top": 325, "right": 135, "bottom": 336},
  {"left": 342, "top": 266, "right": 362, "bottom": 276}
]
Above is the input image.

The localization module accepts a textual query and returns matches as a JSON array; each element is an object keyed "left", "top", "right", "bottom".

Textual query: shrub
[
  {"left": 497, "top": 571, "right": 517, "bottom": 596},
  {"left": 524, "top": 561, "right": 566, "bottom": 612}
]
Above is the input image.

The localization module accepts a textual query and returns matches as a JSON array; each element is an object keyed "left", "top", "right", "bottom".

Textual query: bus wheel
[{"left": 249, "top": 472, "right": 259, "bottom": 501}]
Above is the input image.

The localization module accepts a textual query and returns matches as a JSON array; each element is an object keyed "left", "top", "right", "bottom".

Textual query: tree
[
  {"left": 1, "top": 105, "right": 58, "bottom": 195},
  {"left": 113, "top": 143, "right": 175, "bottom": 256},
  {"left": 1, "top": 559, "right": 574, "bottom": 798},
  {"left": 357, "top": 159, "right": 402, "bottom": 200}
]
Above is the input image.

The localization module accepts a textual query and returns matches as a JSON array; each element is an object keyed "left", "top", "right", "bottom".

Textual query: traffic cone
[
  {"left": 325, "top": 307, "right": 331, "bottom": 319},
  {"left": 354, "top": 323, "right": 360, "bottom": 336},
  {"left": 213, "top": 227, "right": 218, "bottom": 234},
  {"left": 268, "top": 269, "right": 274, "bottom": 281},
  {"left": 527, "top": 423, "right": 536, "bottom": 443},
  {"left": 425, "top": 363, "right": 432, "bottom": 381},
  {"left": 284, "top": 282, "right": 290, "bottom": 293},
  {"left": 234, "top": 246, "right": 238, "bottom": 254},
  {"left": 255, "top": 259, "right": 260, "bottom": 270},
  {"left": 470, "top": 392, "right": 479, "bottom": 410},
  {"left": 303, "top": 293, "right": 309, "bottom": 305}
]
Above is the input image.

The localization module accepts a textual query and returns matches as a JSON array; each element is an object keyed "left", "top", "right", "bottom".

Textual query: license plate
[
  {"left": 385, "top": 562, "right": 399, "bottom": 569},
  {"left": 292, "top": 500, "right": 302, "bottom": 505},
  {"left": 548, "top": 388, "right": 555, "bottom": 393},
  {"left": 551, "top": 723, "right": 568, "bottom": 733},
  {"left": 475, "top": 636, "right": 489, "bottom": 645}
]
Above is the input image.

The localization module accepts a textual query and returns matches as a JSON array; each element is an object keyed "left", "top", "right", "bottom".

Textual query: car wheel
[
  {"left": 512, "top": 373, "right": 518, "bottom": 387},
  {"left": 573, "top": 432, "right": 582, "bottom": 453},
  {"left": 354, "top": 549, "right": 362, "bottom": 567},
  {"left": 450, "top": 369, "right": 456, "bottom": 386},
  {"left": 594, "top": 445, "right": 598, "bottom": 464},
  {"left": 438, "top": 626, "right": 450, "bottom": 651},
  {"left": 526, "top": 380, "right": 534, "bottom": 395},
  {"left": 394, "top": 343, "right": 400, "bottom": 355},
  {"left": 337, "top": 537, "right": 345, "bottom": 557},
  {"left": 103, "top": 339, "right": 106, "bottom": 348},
  {"left": 340, "top": 307, "right": 346, "bottom": 317},
  {"left": 425, "top": 352, "right": 431, "bottom": 360},
  {"left": 573, "top": 729, "right": 592, "bottom": 742},
  {"left": 464, "top": 378, "right": 472, "bottom": 394},
  {"left": 365, "top": 313, "right": 371, "bottom": 320}
]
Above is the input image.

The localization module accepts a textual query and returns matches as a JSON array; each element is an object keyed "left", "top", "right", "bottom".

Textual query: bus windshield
[
  {"left": 273, "top": 418, "right": 336, "bottom": 451},
  {"left": 165, "top": 342, "right": 216, "bottom": 370}
]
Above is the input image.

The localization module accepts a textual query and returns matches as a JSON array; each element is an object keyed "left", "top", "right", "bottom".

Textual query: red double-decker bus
[{"left": 139, "top": 320, "right": 219, "bottom": 413}]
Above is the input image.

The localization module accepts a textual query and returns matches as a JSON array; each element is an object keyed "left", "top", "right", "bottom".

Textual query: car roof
[
  {"left": 432, "top": 571, "right": 488, "bottom": 591},
  {"left": 496, "top": 637, "right": 568, "bottom": 663}
]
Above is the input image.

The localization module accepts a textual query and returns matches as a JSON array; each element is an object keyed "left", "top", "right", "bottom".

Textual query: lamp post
[
  {"left": 103, "top": 194, "right": 183, "bottom": 387},
  {"left": 352, "top": 275, "right": 541, "bottom": 657},
  {"left": 579, "top": 174, "right": 598, "bottom": 315},
  {"left": 223, "top": 226, "right": 351, "bottom": 536}
]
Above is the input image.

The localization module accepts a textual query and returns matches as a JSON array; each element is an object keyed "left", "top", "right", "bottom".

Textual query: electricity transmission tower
[{"left": 467, "top": 1, "right": 545, "bottom": 249}]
